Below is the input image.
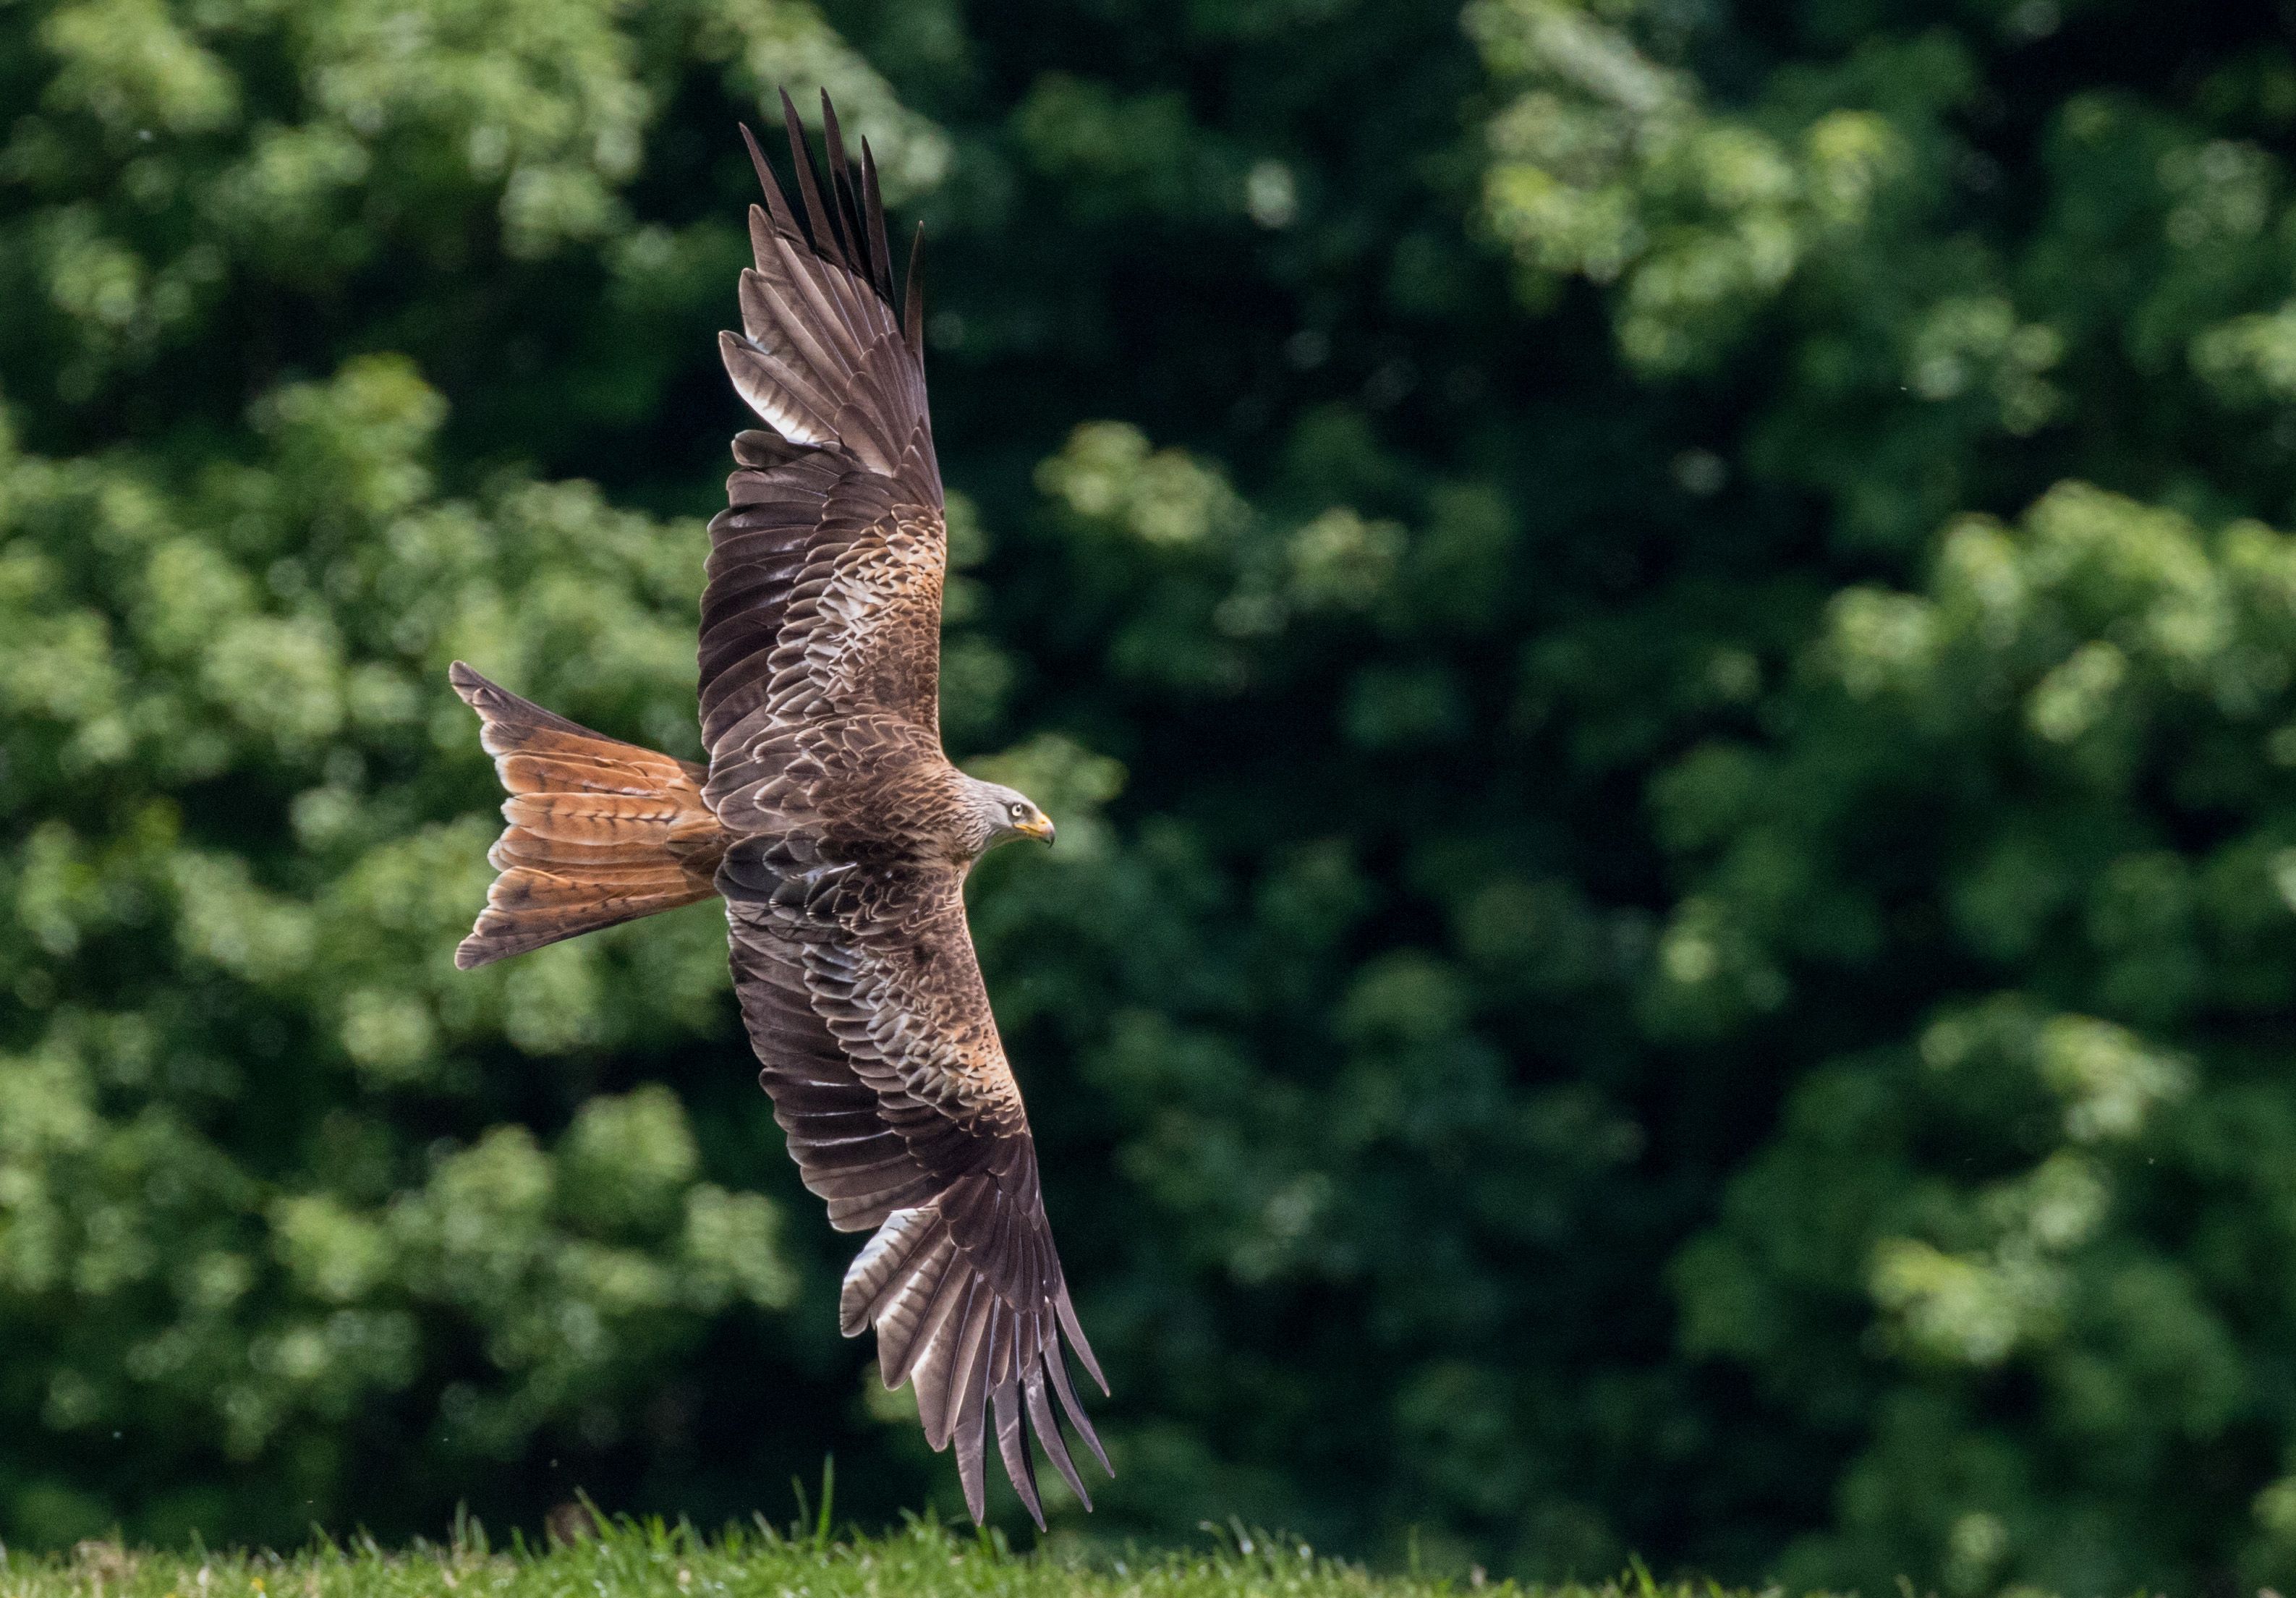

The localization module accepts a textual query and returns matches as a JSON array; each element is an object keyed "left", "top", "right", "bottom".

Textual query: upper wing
[
  {"left": 720, "top": 836, "right": 1110, "bottom": 1526},
  {"left": 700, "top": 93, "right": 947, "bottom": 834}
]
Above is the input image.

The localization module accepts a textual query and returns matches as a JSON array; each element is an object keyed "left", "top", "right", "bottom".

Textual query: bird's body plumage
[{"left": 449, "top": 92, "right": 1105, "bottom": 1529}]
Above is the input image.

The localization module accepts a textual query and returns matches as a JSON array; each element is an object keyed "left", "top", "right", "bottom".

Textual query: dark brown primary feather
[
  {"left": 441, "top": 101, "right": 1105, "bottom": 1522},
  {"left": 701, "top": 99, "right": 1109, "bottom": 1528},
  {"left": 702, "top": 94, "right": 943, "bottom": 836},
  {"left": 720, "top": 845, "right": 1110, "bottom": 1526}
]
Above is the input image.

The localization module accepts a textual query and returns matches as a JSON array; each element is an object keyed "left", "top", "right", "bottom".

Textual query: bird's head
[{"left": 959, "top": 775, "right": 1055, "bottom": 856}]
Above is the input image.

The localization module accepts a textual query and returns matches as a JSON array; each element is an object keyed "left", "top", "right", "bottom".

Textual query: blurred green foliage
[{"left": 12, "top": 0, "right": 2296, "bottom": 1591}]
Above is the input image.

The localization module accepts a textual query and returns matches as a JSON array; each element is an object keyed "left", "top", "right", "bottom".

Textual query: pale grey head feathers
[{"left": 958, "top": 774, "right": 1054, "bottom": 854}]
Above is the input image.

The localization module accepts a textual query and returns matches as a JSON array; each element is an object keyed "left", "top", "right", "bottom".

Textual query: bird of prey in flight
[{"left": 446, "top": 90, "right": 1109, "bottom": 1529}]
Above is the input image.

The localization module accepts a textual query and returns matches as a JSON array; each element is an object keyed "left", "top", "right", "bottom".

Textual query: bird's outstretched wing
[
  {"left": 700, "top": 90, "right": 946, "bottom": 837},
  {"left": 704, "top": 96, "right": 1109, "bottom": 1527},
  {"left": 723, "top": 840, "right": 1109, "bottom": 1527}
]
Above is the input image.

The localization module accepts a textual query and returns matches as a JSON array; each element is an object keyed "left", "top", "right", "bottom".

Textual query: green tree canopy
[{"left": 12, "top": 0, "right": 2296, "bottom": 1591}]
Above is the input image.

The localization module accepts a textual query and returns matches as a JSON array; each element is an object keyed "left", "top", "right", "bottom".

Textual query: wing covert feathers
[
  {"left": 447, "top": 93, "right": 1108, "bottom": 1533},
  {"left": 723, "top": 841, "right": 1110, "bottom": 1528},
  {"left": 700, "top": 98, "right": 1105, "bottom": 1526},
  {"left": 701, "top": 95, "right": 951, "bottom": 824}
]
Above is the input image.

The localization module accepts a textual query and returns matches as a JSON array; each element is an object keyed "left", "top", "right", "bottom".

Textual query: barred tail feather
[{"left": 449, "top": 662, "right": 729, "bottom": 969}]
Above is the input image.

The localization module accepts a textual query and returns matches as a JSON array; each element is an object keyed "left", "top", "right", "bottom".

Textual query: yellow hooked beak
[{"left": 1015, "top": 812, "right": 1056, "bottom": 845}]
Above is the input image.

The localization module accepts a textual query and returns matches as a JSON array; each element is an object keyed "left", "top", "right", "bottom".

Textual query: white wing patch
[
  {"left": 840, "top": 1203, "right": 934, "bottom": 1333},
  {"left": 720, "top": 331, "right": 838, "bottom": 448}
]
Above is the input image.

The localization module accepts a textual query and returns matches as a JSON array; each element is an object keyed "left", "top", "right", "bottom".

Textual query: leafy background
[{"left": 9, "top": 0, "right": 2296, "bottom": 1589}]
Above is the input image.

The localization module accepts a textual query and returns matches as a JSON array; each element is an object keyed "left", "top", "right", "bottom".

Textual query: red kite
[{"left": 449, "top": 91, "right": 1107, "bottom": 1529}]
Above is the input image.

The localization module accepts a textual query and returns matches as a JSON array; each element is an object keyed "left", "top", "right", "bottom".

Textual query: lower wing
[{"left": 719, "top": 837, "right": 1109, "bottom": 1526}]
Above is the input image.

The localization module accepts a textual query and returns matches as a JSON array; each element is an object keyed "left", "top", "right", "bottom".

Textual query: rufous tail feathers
[{"left": 449, "top": 663, "right": 728, "bottom": 969}]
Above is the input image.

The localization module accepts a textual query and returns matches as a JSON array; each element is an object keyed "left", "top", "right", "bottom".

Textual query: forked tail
[{"left": 448, "top": 663, "right": 729, "bottom": 969}]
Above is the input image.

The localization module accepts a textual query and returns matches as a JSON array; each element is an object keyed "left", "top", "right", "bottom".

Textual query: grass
[{"left": 0, "top": 1509, "right": 1782, "bottom": 1598}]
